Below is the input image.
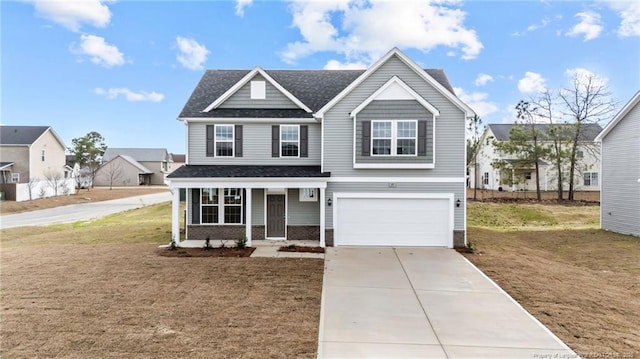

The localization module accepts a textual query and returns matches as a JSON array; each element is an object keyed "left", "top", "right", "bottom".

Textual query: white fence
[{"left": 14, "top": 178, "right": 77, "bottom": 202}]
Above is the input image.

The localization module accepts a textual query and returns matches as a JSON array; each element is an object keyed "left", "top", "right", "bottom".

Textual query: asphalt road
[{"left": 0, "top": 192, "right": 172, "bottom": 229}]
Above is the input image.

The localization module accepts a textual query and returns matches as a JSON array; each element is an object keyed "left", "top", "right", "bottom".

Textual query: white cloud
[
  {"left": 176, "top": 36, "right": 210, "bottom": 70},
  {"left": 512, "top": 17, "right": 550, "bottom": 36},
  {"left": 454, "top": 87, "right": 498, "bottom": 118},
  {"left": 235, "top": 0, "right": 253, "bottom": 16},
  {"left": 29, "top": 0, "right": 112, "bottom": 32},
  {"left": 517, "top": 72, "right": 547, "bottom": 93},
  {"left": 72, "top": 34, "right": 124, "bottom": 67},
  {"left": 94, "top": 88, "right": 165, "bottom": 102},
  {"left": 566, "top": 11, "right": 603, "bottom": 41},
  {"left": 605, "top": 1, "right": 640, "bottom": 37},
  {"left": 565, "top": 67, "right": 608, "bottom": 89},
  {"left": 282, "top": 0, "right": 483, "bottom": 64},
  {"left": 323, "top": 59, "right": 368, "bottom": 70},
  {"left": 474, "top": 73, "right": 493, "bottom": 86}
]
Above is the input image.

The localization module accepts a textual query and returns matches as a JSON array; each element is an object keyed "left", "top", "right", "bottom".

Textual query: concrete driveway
[
  {"left": 318, "top": 247, "right": 576, "bottom": 358},
  {"left": 0, "top": 192, "right": 171, "bottom": 229}
]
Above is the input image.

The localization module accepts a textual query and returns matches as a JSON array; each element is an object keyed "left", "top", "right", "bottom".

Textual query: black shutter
[
  {"left": 191, "top": 189, "right": 200, "bottom": 224},
  {"left": 361, "top": 121, "right": 371, "bottom": 156},
  {"left": 271, "top": 125, "right": 280, "bottom": 157},
  {"left": 206, "top": 125, "right": 215, "bottom": 157},
  {"left": 300, "top": 125, "right": 308, "bottom": 157},
  {"left": 418, "top": 120, "right": 427, "bottom": 156},
  {"left": 235, "top": 125, "right": 243, "bottom": 157}
]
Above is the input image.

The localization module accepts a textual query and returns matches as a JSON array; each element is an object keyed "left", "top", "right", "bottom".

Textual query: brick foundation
[
  {"left": 325, "top": 229, "right": 334, "bottom": 247},
  {"left": 286, "top": 225, "right": 320, "bottom": 241},
  {"left": 187, "top": 225, "right": 245, "bottom": 241}
]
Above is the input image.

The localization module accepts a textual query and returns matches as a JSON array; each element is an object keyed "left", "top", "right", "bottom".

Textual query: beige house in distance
[
  {"left": 0, "top": 125, "right": 75, "bottom": 201},
  {"left": 94, "top": 148, "right": 171, "bottom": 186}
]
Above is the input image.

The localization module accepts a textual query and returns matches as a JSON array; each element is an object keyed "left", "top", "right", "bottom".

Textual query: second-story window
[
  {"left": 372, "top": 120, "right": 417, "bottom": 156},
  {"left": 41, "top": 149, "right": 46, "bottom": 162},
  {"left": 280, "top": 125, "right": 299, "bottom": 157},
  {"left": 215, "top": 125, "right": 234, "bottom": 157}
]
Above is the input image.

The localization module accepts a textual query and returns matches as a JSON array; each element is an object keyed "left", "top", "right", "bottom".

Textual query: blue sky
[{"left": 2, "top": 0, "right": 639, "bottom": 154}]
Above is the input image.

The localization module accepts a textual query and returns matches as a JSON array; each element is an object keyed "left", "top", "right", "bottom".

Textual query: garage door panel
[{"left": 336, "top": 197, "right": 451, "bottom": 247}]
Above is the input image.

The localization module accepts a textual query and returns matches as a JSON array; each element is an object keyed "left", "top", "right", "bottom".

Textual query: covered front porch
[{"left": 166, "top": 165, "right": 330, "bottom": 248}]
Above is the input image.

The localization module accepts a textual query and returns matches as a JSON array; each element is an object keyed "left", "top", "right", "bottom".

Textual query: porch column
[
  {"left": 171, "top": 188, "right": 180, "bottom": 245},
  {"left": 245, "top": 188, "right": 252, "bottom": 247},
  {"left": 319, "top": 187, "right": 326, "bottom": 247}
]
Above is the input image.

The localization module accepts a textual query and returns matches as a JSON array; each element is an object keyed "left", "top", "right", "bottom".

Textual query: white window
[
  {"left": 280, "top": 125, "right": 299, "bottom": 157},
  {"left": 250, "top": 80, "right": 266, "bottom": 99},
  {"left": 299, "top": 188, "right": 317, "bottom": 202},
  {"left": 577, "top": 150, "right": 584, "bottom": 159},
  {"left": 215, "top": 125, "right": 234, "bottom": 157},
  {"left": 200, "top": 188, "right": 243, "bottom": 224},
  {"left": 11, "top": 173, "right": 20, "bottom": 182},
  {"left": 201, "top": 188, "right": 219, "bottom": 224},
  {"left": 483, "top": 172, "right": 489, "bottom": 185},
  {"left": 371, "top": 120, "right": 417, "bottom": 156},
  {"left": 584, "top": 172, "right": 598, "bottom": 186},
  {"left": 41, "top": 150, "right": 45, "bottom": 162}
]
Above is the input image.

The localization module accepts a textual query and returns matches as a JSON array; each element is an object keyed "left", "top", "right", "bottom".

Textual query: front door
[{"left": 266, "top": 194, "right": 286, "bottom": 238}]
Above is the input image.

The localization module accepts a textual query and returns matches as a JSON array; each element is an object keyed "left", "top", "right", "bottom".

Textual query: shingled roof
[
  {"left": 179, "top": 69, "right": 456, "bottom": 119},
  {"left": 167, "top": 165, "right": 330, "bottom": 178},
  {"left": 103, "top": 148, "right": 169, "bottom": 162},
  {"left": 0, "top": 126, "right": 51, "bottom": 145},
  {"left": 487, "top": 123, "right": 603, "bottom": 142}
]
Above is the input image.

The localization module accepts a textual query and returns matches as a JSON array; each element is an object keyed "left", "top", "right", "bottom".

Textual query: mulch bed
[
  {"left": 157, "top": 247, "right": 255, "bottom": 257},
  {"left": 278, "top": 245, "right": 325, "bottom": 254}
]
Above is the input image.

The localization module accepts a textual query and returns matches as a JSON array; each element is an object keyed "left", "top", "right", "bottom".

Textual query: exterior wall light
[
  {"left": 456, "top": 199, "right": 461, "bottom": 207},
  {"left": 327, "top": 198, "right": 332, "bottom": 206}
]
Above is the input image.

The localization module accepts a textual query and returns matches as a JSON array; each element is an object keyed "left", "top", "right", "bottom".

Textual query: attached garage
[{"left": 333, "top": 193, "right": 453, "bottom": 247}]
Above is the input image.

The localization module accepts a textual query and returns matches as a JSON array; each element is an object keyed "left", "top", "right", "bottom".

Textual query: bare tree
[
  {"left": 100, "top": 161, "right": 123, "bottom": 190},
  {"left": 467, "top": 115, "right": 483, "bottom": 200},
  {"left": 43, "top": 170, "right": 64, "bottom": 197},
  {"left": 530, "top": 90, "right": 571, "bottom": 200},
  {"left": 559, "top": 71, "right": 616, "bottom": 200},
  {"left": 26, "top": 177, "right": 39, "bottom": 201}
]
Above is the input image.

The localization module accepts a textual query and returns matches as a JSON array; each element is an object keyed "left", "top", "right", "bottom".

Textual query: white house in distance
[
  {"left": 470, "top": 123, "right": 602, "bottom": 192},
  {"left": 94, "top": 148, "right": 172, "bottom": 186},
  {"left": 595, "top": 91, "right": 640, "bottom": 237}
]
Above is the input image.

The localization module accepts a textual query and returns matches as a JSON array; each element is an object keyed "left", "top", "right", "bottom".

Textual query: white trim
[
  {"left": 266, "top": 188, "right": 286, "bottom": 194},
  {"left": 214, "top": 124, "right": 234, "bottom": 158},
  {"left": 320, "top": 115, "right": 325, "bottom": 173},
  {"left": 328, "top": 176, "right": 465, "bottom": 183},
  {"left": 279, "top": 124, "right": 300, "bottom": 158},
  {"left": 31, "top": 127, "right": 67, "bottom": 150},
  {"left": 265, "top": 191, "right": 288, "bottom": 240},
  {"left": 168, "top": 178, "right": 328, "bottom": 190},
  {"left": 171, "top": 189, "right": 180, "bottom": 245},
  {"left": 198, "top": 188, "right": 244, "bottom": 225},
  {"left": 203, "top": 67, "right": 312, "bottom": 113},
  {"left": 181, "top": 117, "right": 319, "bottom": 124},
  {"left": 315, "top": 48, "right": 475, "bottom": 118},
  {"left": 353, "top": 163, "right": 434, "bottom": 169},
  {"left": 245, "top": 188, "right": 252, "bottom": 247},
  {"left": 351, "top": 76, "right": 440, "bottom": 117},
  {"left": 595, "top": 90, "right": 640, "bottom": 142},
  {"left": 319, "top": 187, "right": 326, "bottom": 248},
  {"left": 371, "top": 120, "right": 418, "bottom": 157},
  {"left": 332, "top": 192, "right": 454, "bottom": 248},
  {"left": 250, "top": 80, "right": 266, "bottom": 99}
]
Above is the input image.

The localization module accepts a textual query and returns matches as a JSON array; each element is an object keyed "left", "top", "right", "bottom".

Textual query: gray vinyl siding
[
  {"left": 355, "top": 100, "right": 433, "bottom": 164},
  {"left": 323, "top": 55, "right": 465, "bottom": 177},
  {"left": 251, "top": 189, "right": 265, "bottom": 225},
  {"left": 600, "top": 102, "right": 640, "bottom": 236},
  {"left": 287, "top": 188, "right": 321, "bottom": 225},
  {"left": 188, "top": 122, "right": 320, "bottom": 165},
  {"left": 325, "top": 181, "right": 465, "bottom": 230},
  {"left": 218, "top": 74, "right": 299, "bottom": 109}
]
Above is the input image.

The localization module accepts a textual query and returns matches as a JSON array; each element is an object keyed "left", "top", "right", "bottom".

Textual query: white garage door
[{"left": 335, "top": 197, "right": 451, "bottom": 247}]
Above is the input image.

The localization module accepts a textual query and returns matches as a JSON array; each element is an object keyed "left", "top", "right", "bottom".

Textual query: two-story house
[
  {"left": 470, "top": 123, "right": 602, "bottom": 192},
  {"left": 167, "top": 48, "right": 475, "bottom": 248},
  {"left": 0, "top": 125, "right": 75, "bottom": 201}
]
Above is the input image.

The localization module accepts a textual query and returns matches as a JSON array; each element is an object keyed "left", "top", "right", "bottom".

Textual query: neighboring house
[
  {"left": 470, "top": 123, "right": 602, "bottom": 192},
  {"left": 168, "top": 153, "right": 185, "bottom": 173},
  {"left": 95, "top": 148, "right": 171, "bottom": 186},
  {"left": 166, "top": 48, "right": 475, "bottom": 248},
  {"left": 0, "top": 125, "right": 75, "bottom": 200},
  {"left": 595, "top": 91, "right": 640, "bottom": 237}
]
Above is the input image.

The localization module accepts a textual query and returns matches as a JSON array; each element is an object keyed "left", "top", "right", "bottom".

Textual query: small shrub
[
  {"left": 235, "top": 236, "right": 247, "bottom": 248},
  {"left": 203, "top": 236, "right": 212, "bottom": 250},
  {"left": 38, "top": 187, "right": 47, "bottom": 199},
  {"left": 168, "top": 239, "right": 177, "bottom": 251}
]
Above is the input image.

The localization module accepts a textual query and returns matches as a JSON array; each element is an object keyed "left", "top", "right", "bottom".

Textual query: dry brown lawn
[
  {"left": 0, "top": 203, "right": 324, "bottom": 358},
  {"left": 467, "top": 188, "right": 600, "bottom": 202},
  {"left": 464, "top": 202, "right": 640, "bottom": 356},
  {"left": 0, "top": 186, "right": 168, "bottom": 215},
  {"left": 1, "top": 244, "right": 323, "bottom": 358}
]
